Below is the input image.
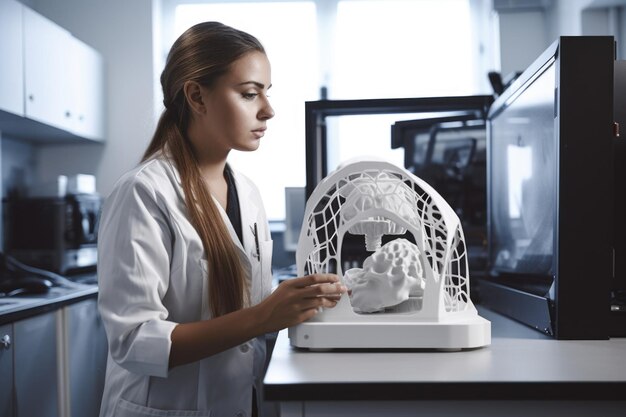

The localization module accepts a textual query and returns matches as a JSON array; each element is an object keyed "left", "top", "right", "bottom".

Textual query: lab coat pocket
[{"left": 114, "top": 397, "right": 212, "bottom": 417}]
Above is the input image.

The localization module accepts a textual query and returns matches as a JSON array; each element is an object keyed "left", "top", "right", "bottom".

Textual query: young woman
[{"left": 97, "top": 21, "right": 346, "bottom": 417}]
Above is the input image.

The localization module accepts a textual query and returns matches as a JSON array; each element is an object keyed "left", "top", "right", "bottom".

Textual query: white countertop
[
  {"left": 263, "top": 307, "right": 626, "bottom": 401},
  {"left": 0, "top": 275, "right": 98, "bottom": 325}
]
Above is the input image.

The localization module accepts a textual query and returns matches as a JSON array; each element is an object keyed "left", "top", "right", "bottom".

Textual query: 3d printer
[{"left": 288, "top": 158, "right": 491, "bottom": 349}]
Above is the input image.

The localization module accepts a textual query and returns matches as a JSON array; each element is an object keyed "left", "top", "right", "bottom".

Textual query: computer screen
[{"left": 488, "top": 60, "right": 556, "bottom": 280}]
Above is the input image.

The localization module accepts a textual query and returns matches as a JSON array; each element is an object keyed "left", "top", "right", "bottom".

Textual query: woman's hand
[
  {"left": 254, "top": 274, "right": 347, "bottom": 334},
  {"left": 169, "top": 274, "right": 346, "bottom": 368}
]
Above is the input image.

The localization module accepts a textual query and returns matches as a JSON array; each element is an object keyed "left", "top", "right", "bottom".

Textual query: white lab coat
[{"left": 97, "top": 154, "right": 275, "bottom": 417}]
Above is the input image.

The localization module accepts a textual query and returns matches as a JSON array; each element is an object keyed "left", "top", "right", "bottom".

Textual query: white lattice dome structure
[{"left": 289, "top": 158, "right": 491, "bottom": 349}]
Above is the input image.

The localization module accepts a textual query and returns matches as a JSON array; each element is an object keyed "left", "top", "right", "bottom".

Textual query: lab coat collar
[{"left": 158, "top": 152, "right": 259, "bottom": 263}]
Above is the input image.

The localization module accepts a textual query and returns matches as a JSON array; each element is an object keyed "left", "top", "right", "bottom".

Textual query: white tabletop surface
[{"left": 263, "top": 307, "right": 626, "bottom": 400}]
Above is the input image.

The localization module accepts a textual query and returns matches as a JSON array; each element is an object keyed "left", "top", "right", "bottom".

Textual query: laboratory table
[
  {"left": 263, "top": 307, "right": 626, "bottom": 417},
  {"left": 0, "top": 272, "right": 98, "bottom": 325}
]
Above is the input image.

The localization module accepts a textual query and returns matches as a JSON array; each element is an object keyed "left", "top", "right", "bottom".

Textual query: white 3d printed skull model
[
  {"left": 289, "top": 157, "right": 491, "bottom": 349},
  {"left": 340, "top": 172, "right": 419, "bottom": 251},
  {"left": 343, "top": 238, "right": 425, "bottom": 313}
]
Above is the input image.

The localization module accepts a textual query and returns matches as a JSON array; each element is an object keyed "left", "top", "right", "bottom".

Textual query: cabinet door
[
  {"left": 0, "top": 0, "right": 24, "bottom": 116},
  {"left": 66, "top": 299, "right": 107, "bottom": 417},
  {"left": 14, "top": 312, "right": 59, "bottom": 417},
  {"left": 69, "top": 37, "right": 105, "bottom": 141},
  {"left": 23, "top": 7, "right": 73, "bottom": 132},
  {"left": 0, "top": 324, "right": 13, "bottom": 417}
]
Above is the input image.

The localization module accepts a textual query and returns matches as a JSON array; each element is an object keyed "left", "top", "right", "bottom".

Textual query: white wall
[
  {"left": 497, "top": 0, "right": 626, "bottom": 76},
  {"left": 470, "top": 0, "right": 500, "bottom": 84},
  {"left": 1, "top": 137, "right": 35, "bottom": 198},
  {"left": 498, "top": 10, "right": 548, "bottom": 75},
  {"left": 545, "top": 0, "right": 593, "bottom": 40},
  {"left": 28, "top": 0, "right": 155, "bottom": 198}
]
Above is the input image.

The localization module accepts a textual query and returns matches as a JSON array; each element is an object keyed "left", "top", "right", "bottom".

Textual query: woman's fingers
[
  {"left": 281, "top": 274, "right": 347, "bottom": 299},
  {"left": 260, "top": 273, "right": 346, "bottom": 331},
  {"left": 290, "top": 274, "right": 340, "bottom": 288},
  {"left": 296, "top": 296, "right": 340, "bottom": 311},
  {"left": 303, "top": 282, "right": 347, "bottom": 298},
  {"left": 298, "top": 308, "right": 319, "bottom": 322},
  {"left": 323, "top": 294, "right": 342, "bottom": 301},
  {"left": 318, "top": 297, "right": 339, "bottom": 308}
]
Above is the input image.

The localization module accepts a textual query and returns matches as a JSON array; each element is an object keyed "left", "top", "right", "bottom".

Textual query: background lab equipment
[
  {"left": 480, "top": 36, "right": 624, "bottom": 339},
  {"left": 4, "top": 193, "right": 101, "bottom": 275},
  {"left": 303, "top": 36, "right": 625, "bottom": 339}
]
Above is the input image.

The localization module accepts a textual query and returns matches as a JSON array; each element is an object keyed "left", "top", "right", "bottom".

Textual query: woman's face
[{"left": 190, "top": 50, "right": 274, "bottom": 159}]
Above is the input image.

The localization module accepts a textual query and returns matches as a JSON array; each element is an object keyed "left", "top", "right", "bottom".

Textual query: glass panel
[{"left": 489, "top": 62, "right": 556, "bottom": 278}]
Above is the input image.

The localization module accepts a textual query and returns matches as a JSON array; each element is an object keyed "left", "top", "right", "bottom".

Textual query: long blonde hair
[{"left": 143, "top": 22, "right": 265, "bottom": 317}]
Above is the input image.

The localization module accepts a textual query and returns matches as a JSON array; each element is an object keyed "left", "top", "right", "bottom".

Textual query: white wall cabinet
[
  {"left": 0, "top": 3, "right": 105, "bottom": 142},
  {"left": 0, "top": 0, "right": 24, "bottom": 116},
  {"left": 23, "top": 6, "right": 74, "bottom": 134},
  {"left": 68, "top": 37, "right": 105, "bottom": 141}
]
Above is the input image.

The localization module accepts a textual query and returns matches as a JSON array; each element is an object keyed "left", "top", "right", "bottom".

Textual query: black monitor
[{"left": 479, "top": 36, "right": 617, "bottom": 339}]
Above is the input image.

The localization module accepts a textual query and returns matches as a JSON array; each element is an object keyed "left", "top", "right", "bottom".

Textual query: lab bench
[
  {"left": 263, "top": 307, "right": 626, "bottom": 417},
  {"left": 0, "top": 277, "right": 98, "bottom": 325}
]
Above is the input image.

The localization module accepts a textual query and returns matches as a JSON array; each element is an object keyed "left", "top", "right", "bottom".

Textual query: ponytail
[{"left": 143, "top": 108, "right": 248, "bottom": 316}]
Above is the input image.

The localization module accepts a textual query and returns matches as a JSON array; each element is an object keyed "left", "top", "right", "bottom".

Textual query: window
[
  {"left": 162, "top": 0, "right": 479, "bottom": 220},
  {"left": 326, "top": 0, "right": 476, "bottom": 173},
  {"left": 332, "top": 0, "right": 475, "bottom": 99},
  {"left": 172, "top": 1, "right": 318, "bottom": 220}
]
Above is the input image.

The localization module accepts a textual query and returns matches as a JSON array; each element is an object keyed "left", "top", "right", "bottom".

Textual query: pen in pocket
[{"left": 251, "top": 222, "right": 260, "bottom": 261}]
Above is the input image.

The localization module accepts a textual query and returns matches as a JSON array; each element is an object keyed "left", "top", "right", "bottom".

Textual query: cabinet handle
[
  {"left": 65, "top": 111, "right": 72, "bottom": 118},
  {"left": 28, "top": 94, "right": 34, "bottom": 101},
  {"left": 1, "top": 335, "right": 10, "bottom": 350}
]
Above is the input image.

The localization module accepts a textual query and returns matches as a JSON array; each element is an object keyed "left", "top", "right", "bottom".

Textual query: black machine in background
[
  {"left": 304, "top": 95, "right": 493, "bottom": 200},
  {"left": 482, "top": 36, "right": 623, "bottom": 339},
  {"left": 3, "top": 193, "right": 101, "bottom": 275},
  {"left": 611, "top": 59, "right": 626, "bottom": 330},
  {"left": 391, "top": 115, "right": 488, "bottom": 274},
  {"left": 304, "top": 36, "right": 626, "bottom": 339},
  {"left": 304, "top": 95, "right": 492, "bottom": 275}
]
